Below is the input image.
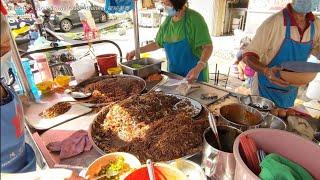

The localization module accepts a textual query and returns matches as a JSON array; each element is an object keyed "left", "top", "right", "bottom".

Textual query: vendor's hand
[
  {"left": 186, "top": 64, "right": 203, "bottom": 83},
  {"left": 264, "top": 67, "right": 289, "bottom": 87},
  {"left": 126, "top": 50, "right": 135, "bottom": 60}
]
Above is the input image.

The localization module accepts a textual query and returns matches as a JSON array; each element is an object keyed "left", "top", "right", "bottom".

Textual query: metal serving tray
[{"left": 120, "top": 58, "right": 164, "bottom": 78}]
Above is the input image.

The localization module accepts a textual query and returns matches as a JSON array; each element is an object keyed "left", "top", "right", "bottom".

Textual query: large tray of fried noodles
[
  {"left": 73, "top": 75, "right": 146, "bottom": 104},
  {"left": 89, "top": 92, "right": 209, "bottom": 162}
]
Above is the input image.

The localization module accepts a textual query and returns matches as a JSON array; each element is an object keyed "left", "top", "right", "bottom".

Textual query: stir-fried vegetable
[
  {"left": 131, "top": 63, "right": 145, "bottom": 69},
  {"left": 95, "top": 157, "right": 131, "bottom": 180}
]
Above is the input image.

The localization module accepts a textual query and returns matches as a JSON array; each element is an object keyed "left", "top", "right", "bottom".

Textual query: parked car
[{"left": 50, "top": 1, "right": 108, "bottom": 32}]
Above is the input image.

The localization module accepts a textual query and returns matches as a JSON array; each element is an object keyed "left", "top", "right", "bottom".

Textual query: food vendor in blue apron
[
  {"left": 242, "top": 0, "right": 320, "bottom": 108},
  {"left": 1, "top": 11, "right": 36, "bottom": 173},
  {"left": 126, "top": 0, "right": 213, "bottom": 82}
]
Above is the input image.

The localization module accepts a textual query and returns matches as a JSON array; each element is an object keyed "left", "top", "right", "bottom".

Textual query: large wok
[
  {"left": 74, "top": 74, "right": 146, "bottom": 93},
  {"left": 88, "top": 94, "right": 211, "bottom": 162}
]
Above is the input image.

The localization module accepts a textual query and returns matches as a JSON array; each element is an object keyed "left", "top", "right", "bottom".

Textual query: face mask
[
  {"left": 292, "top": 0, "right": 319, "bottom": 14},
  {"left": 165, "top": 6, "right": 177, "bottom": 16}
]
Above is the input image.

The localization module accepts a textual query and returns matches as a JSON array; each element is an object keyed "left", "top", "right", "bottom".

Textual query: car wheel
[
  {"left": 99, "top": 12, "right": 108, "bottom": 23},
  {"left": 60, "top": 19, "right": 72, "bottom": 32}
]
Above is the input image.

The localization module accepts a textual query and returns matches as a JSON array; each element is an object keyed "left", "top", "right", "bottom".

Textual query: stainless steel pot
[
  {"left": 201, "top": 126, "right": 242, "bottom": 180},
  {"left": 219, "top": 103, "right": 263, "bottom": 132}
]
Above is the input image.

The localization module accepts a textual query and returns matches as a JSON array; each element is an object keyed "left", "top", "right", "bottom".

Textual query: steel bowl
[
  {"left": 239, "top": 95, "right": 275, "bottom": 111},
  {"left": 219, "top": 103, "right": 264, "bottom": 131},
  {"left": 202, "top": 126, "right": 242, "bottom": 179},
  {"left": 260, "top": 113, "right": 287, "bottom": 130}
]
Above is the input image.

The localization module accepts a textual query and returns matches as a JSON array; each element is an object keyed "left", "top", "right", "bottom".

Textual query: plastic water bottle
[
  {"left": 6, "top": 59, "right": 24, "bottom": 95},
  {"left": 21, "top": 58, "right": 40, "bottom": 100}
]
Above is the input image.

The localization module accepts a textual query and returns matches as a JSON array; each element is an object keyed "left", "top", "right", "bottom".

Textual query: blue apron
[
  {"left": 0, "top": 80, "right": 36, "bottom": 173},
  {"left": 163, "top": 12, "right": 207, "bottom": 82},
  {"left": 258, "top": 9, "right": 315, "bottom": 108}
]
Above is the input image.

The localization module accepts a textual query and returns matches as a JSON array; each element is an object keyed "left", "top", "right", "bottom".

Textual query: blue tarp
[{"left": 105, "top": 0, "right": 133, "bottom": 13}]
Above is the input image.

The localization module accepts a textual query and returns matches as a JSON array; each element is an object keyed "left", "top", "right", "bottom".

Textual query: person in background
[
  {"left": 126, "top": 0, "right": 213, "bottom": 82},
  {"left": 234, "top": 37, "right": 255, "bottom": 81},
  {"left": 25, "top": 2, "right": 33, "bottom": 14},
  {"left": 242, "top": 0, "right": 320, "bottom": 108},
  {"left": 13, "top": 2, "right": 25, "bottom": 16}
]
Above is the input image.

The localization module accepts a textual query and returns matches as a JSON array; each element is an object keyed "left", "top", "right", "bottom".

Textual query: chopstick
[
  {"left": 214, "top": 64, "right": 218, "bottom": 85},
  {"left": 54, "top": 164, "right": 87, "bottom": 170},
  {"left": 216, "top": 70, "right": 220, "bottom": 86}
]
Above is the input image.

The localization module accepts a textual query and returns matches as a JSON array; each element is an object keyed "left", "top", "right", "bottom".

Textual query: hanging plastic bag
[{"left": 70, "top": 56, "right": 96, "bottom": 83}]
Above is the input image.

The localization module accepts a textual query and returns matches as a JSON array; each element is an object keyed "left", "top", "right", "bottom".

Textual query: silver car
[{"left": 50, "top": 1, "right": 108, "bottom": 32}]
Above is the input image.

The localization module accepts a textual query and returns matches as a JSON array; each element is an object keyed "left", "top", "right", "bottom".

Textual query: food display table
[
  {"left": 23, "top": 71, "right": 232, "bottom": 173},
  {"left": 22, "top": 71, "right": 319, "bottom": 178}
]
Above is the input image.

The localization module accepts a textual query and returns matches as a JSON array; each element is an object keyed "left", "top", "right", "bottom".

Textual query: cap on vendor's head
[
  {"left": 169, "top": 0, "right": 187, "bottom": 11},
  {"left": 291, "top": 0, "right": 320, "bottom": 14}
]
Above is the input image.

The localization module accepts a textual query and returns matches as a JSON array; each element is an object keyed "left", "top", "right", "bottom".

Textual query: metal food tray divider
[{"left": 120, "top": 58, "right": 164, "bottom": 78}]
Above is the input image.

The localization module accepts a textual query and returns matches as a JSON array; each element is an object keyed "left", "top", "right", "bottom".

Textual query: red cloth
[{"left": 46, "top": 130, "right": 92, "bottom": 160}]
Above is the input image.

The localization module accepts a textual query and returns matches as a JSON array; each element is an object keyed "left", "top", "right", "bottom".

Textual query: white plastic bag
[
  {"left": 78, "top": 9, "right": 93, "bottom": 21},
  {"left": 70, "top": 57, "right": 96, "bottom": 83}
]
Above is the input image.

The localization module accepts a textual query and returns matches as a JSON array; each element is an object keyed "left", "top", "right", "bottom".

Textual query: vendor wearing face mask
[
  {"left": 126, "top": 0, "right": 213, "bottom": 82},
  {"left": 243, "top": 0, "right": 320, "bottom": 108}
]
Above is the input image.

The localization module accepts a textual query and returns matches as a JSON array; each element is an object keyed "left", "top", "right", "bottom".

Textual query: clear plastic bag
[{"left": 70, "top": 56, "right": 96, "bottom": 83}]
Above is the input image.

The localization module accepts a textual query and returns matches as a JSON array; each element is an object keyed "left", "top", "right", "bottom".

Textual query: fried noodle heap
[{"left": 92, "top": 92, "right": 209, "bottom": 162}]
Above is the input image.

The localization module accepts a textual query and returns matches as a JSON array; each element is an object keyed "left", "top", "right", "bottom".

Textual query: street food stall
[
  {"left": 2, "top": 38, "right": 319, "bottom": 179},
  {"left": 1, "top": 0, "right": 320, "bottom": 180}
]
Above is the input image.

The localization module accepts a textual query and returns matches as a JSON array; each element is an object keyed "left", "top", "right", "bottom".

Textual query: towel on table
[
  {"left": 46, "top": 130, "right": 92, "bottom": 159},
  {"left": 259, "top": 153, "right": 313, "bottom": 180}
]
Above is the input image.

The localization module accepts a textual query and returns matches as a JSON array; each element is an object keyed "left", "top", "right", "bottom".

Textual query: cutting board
[
  {"left": 187, "top": 84, "right": 229, "bottom": 105},
  {"left": 26, "top": 104, "right": 92, "bottom": 130}
]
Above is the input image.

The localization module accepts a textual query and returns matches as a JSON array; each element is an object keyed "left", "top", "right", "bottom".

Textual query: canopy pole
[{"left": 133, "top": 0, "right": 140, "bottom": 59}]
